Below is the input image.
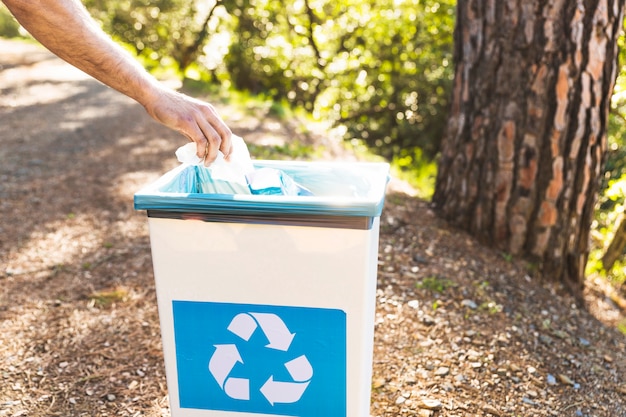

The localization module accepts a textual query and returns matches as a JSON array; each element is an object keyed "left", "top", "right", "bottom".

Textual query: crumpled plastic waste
[
  {"left": 173, "top": 135, "right": 312, "bottom": 196},
  {"left": 246, "top": 167, "right": 313, "bottom": 196}
]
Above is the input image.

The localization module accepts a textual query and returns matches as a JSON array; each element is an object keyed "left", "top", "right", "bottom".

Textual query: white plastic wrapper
[{"left": 174, "top": 135, "right": 254, "bottom": 194}]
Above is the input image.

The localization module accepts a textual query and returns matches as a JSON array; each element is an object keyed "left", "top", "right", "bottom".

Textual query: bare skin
[{"left": 2, "top": 0, "right": 232, "bottom": 164}]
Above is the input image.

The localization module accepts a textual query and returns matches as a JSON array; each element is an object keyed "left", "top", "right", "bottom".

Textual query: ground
[{"left": 0, "top": 38, "right": 625, "bottom": 417}]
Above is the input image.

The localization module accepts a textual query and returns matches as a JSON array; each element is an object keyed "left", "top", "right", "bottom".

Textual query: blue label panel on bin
[{"left": 173, "top": 301, "right": 347, "bottom": 417}]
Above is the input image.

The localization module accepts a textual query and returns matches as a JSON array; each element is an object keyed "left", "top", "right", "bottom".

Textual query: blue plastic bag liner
[
  {"left": 246, "top": 167, "right": 313, "bottom": 196},
  {"left": 134, "top": 160, "right": 390, "bottom": 218}
]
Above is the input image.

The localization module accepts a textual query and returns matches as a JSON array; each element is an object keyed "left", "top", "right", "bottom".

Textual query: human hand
[{"left": 142, "top": 86, "right": 232, "bottom": 165}]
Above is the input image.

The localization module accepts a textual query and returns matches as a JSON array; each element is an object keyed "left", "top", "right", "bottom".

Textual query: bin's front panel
[{"left": 148, "top": 216, "right": 380, "bottom": 417}]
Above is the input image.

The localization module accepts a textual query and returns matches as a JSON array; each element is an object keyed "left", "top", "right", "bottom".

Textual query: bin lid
[{"left": 134, "top": 160, "right": 390, "bottom": 217}]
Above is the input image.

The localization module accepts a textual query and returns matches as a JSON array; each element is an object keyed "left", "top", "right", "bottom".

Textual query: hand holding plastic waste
[
  {"left": 173, "top": 135, "right": 311, "bottom": 196},
  {"left": 174, "top": 135, "right": 253, "bottom": 194}
]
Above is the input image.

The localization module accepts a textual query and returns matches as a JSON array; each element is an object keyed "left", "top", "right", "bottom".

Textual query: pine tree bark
[{"left": 433, "top": 0, "right": 625, "bottom": 295}]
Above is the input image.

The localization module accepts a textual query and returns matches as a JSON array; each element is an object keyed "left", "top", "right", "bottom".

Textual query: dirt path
[{"left": 1, "top": 38, "right": 625, "bottom": 417}]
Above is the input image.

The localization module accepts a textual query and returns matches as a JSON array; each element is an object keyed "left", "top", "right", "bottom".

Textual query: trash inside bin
[{"left": 135, "top": 159, "right": 389, "bottom": 417}]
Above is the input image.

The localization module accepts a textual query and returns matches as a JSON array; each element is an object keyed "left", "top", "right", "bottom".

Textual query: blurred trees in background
[{"left": 80, "top": 0, "right": 456, "bottom": 165}]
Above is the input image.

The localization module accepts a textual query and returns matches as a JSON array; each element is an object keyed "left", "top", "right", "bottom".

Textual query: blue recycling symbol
[
  {"left": 172, "top": 301, "right": 347, "bottom": 416},
  {"left": 208, "top": 312, "right": 313, "bottom": 405}
]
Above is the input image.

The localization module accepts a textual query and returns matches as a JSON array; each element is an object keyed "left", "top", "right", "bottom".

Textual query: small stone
[
  {"left": 422, "top": 315, "right": 436, "bottom": 326},
  {"left": 106, "top": 394, "right": 116, "bottom": 402},
  {"left": 522, "top": 397, "right": 537, "bottom": 406},
  {"left": 413, "top": 254, "right": 429, "bottom": 264},
  {"left": 467, "top": 349, "right": 481, "bottom": 361},
  {"left": 404, "top": 376, "right": 418, "bottom": 386},
  {"left": 419, "top": 398, "right": 443, "bottom": 410},
  {"left": 395, "top": 395, "right": 407, "bottom": 405},
  {"left": 372, "top": 378, "right": 386, "bottom": 389},
  {"left": 539, "top": 334, "right": 553, "bottom": 345},
  {"left": 461, "top": 299, "right": 478, "bottom": 309},
  {"left": 558, "top": 374, "right": 575, "bottom": 386},
  {"left": 483, "top": 404, "right": 501, "bottom": 416},
  {"left": 434, "top": 367, "right": 450, "bottom": 376},
  {"left": 546, "top": 374, "right": 557, "bottom": 385}
]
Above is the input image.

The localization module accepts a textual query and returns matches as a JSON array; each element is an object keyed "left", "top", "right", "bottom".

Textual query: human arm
[{"left": 2, "top": 0, "right": 231, "bottom": 163}]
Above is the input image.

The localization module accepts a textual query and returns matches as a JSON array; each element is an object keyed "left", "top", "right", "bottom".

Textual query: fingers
[
  {"left": 195, "top": 116, "right": 231, "bottom": 166},
  {"left": 179, "top": 103, "right": 231, "bottom": 166},
  {"left": 202, "top": 104, "right": 232, "bottom": 160},
  {"left": 146, "top": 88, "right": 233, "bottom": 165},
  {"left": 220, "top": 133, "right": 234, "bottom": 161}
]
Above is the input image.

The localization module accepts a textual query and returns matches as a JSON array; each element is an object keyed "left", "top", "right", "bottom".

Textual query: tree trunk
[{"left": 432, "top": 0, "right": 624, "bottom": 296}]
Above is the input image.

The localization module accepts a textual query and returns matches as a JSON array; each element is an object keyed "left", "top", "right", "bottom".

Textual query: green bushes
[
  {"left": 79, "top": 0, "right": 455, "bottom": 166},
  {"left": 0, "top": 6, "right": 21, "bottom": 38}
]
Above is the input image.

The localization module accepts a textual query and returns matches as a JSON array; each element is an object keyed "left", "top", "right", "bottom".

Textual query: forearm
[
  {"left": 2, "top": 0, "right": 160, "bottom": 106},
  {"left": 3, "top": 0, "right": 233, "bottom": 163}
]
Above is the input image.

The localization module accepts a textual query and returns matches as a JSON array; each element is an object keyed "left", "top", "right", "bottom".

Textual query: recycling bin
[{"left": 134, "top": 160, "right": 389, "bottom": 417}]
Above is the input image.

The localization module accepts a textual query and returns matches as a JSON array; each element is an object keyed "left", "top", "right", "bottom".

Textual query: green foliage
[
  {"left": 247, "top": 142, "right": 324, "bottom": 160},
  {"left": 88, "top": 287, "right": 129, "bottom": 308},
  {"left": 223, "top": 0, "right": 456, "bottom": 161},
  {"left": 390, "top": 146, "right": 438, "bottom": 199},
  {"left": 587, "top": 29, "right": 626, "bottom": 290},
  {"left": 416, "top": 275, "right": 456, "bottom": 293},
  {"left": 0, "top": 6, "right": 22, "bottom": 38},
  {"left": 317, "top": 0, "right": 455, "bottom": 161},
  {"left": 478, "top": 301, "right": 503, "bottom": 315},
  {"left": 84, "top": 0, "right": 233, "bottom": 78}
]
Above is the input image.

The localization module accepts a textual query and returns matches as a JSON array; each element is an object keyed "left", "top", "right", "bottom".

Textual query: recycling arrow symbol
[{"left": 208, "top": 312, "right": 313, "bottom": 405}]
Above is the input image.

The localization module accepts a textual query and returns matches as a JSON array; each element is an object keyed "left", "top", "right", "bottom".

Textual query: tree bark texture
[{"left": 433, "top": 0, "right": 625, "bottom": 294}]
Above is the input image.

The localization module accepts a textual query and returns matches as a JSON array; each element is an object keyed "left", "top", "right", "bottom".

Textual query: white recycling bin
[{"left": 134, "top": 160, "right": 389, "bottom": 417}]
